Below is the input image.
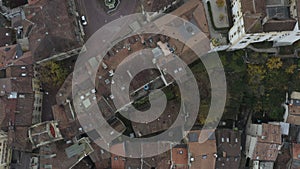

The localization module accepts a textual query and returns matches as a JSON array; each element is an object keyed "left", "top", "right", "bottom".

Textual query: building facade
[{"left": 0, "top": 131, "right": 11, "bottom": 169}]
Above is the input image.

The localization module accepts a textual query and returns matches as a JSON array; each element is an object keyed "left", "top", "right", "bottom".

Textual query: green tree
[{"left": 39, "top": 61, "right": 69, "bottom": 87}]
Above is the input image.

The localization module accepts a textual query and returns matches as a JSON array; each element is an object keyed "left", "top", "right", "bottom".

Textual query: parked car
[{"left": 81, "top": 15, "right": 88, "bottom": 26}]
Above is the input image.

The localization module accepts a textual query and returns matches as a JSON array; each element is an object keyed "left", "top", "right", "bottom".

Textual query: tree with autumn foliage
[
  {"left": 39, "top": 61, "right": 69, "bottom": 87},
  {"left": 216, "top": 0, "right": 225, "bottom": 7},
  {"left": 266, "top": 57, "right": 282, "bottom": 70},
  {"left": 247, "top": 64, "right": 266, "bottom": 85},
  {"left": 285, "top": 64, "right": 297, "bottom": 74}
]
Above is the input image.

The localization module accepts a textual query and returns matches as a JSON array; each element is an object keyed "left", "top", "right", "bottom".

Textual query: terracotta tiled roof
[
  {"left": 124, "top": 147, "right": 171, "bottom": 169},
  {"left": 0, "top": 28, "right": 13, "bottom": 47},
  {"left": 24, "top": 0, "right": 81, "bottom": 61},
  {"left": 15, "top": 94, "right": 34, "bottom": 126},
  {"left": 8, "top": 126, "right": 32, "bottom": 151},
  {"left": 292, "top": 143, "right": 300, "bottom": 160},
  {"left": 110, "top": 143, "right": 125, "bottom": 169},
  {"left": 5, "top": 65, "right": 34, "bottom": 78},
  {"left": 188, "top": 130, "right": 217, "bottom": 169},
  {"left": 0, "top": 45, "right": 33, "bottom": 69},
  {"left": 0, "top": 45, "right": 17, "bottom": 68},
  {"left": 289, "top": 105, "right": 300, "bottom": 115},
  {"left": 263, "top": 19, "right": 297, "bottom": 32},
  {"left": 241, "top": 0, "right": 296, "bottom": 33},
  {"left": 10, "top": 77, "right": 32, "bottom": 93},
  {"left": 170, "top": 0, "right": 210, "bottom": 38},
  {"left": 215, "top": 129, "right": 241, "bottom": 169},
  {"left": 252, "top": 142, "right": 279, "bottom": 161},
  {"left": 0, "top": 98, "right": 16, "bottom": 130},
  {"left": 52, "top": 105, "right": 82, "bottom": 139},
  {"left": 287, "top": 115, "right": 300, "bottom": 125},
  {"left": 257, "top": 123, "right": 281, "bottom": 145},
  {"left": 171, "top": 145, "right": 189, "bottom": 169}
]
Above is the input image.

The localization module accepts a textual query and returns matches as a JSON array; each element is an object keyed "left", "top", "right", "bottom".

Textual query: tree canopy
[{"left": 39, "top": 61, "right": 69, "bottom": 87}]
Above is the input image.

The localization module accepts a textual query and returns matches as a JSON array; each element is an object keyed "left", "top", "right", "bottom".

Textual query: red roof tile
[
  {"left": 24, "top": 0, "right": 81, "bottom": 61},
  {"left": 292, "top": 143, "right": 300, "bottom": 160},
  {"left": 172, "top": 145, "right": 189, "bottom": 168},
  {"left": 110, "top": 143, "right": 125, "bottom": 169}
]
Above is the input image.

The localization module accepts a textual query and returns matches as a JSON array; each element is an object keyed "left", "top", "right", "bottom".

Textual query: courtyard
[{"left": 75, "top": 0, "right": 138, "bottom": 40}]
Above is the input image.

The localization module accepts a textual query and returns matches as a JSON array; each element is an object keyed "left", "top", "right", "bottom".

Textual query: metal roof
[
  {"left": 65, "top": 142, "right": 86, "bottom": 158},
  {"left": 188, "top": 132, "right": 199, "bottom": 142},
  {"left": 152, "top": 47, "right": 163, "bottom": 58},
  {"left": 280, "top": 122, "right": 290, "bottom": 136}
]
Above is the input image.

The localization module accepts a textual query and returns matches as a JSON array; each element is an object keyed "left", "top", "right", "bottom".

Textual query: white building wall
[
  {"left": 290, "top": 0, "right": 298, "bottom": 18},
  {"left": 228, "top": 0, "right": 245, "bottom": 46},
  {"left": 246, "top": 136, "right": 257, "bottom": 159},
  {"left": 0, "top": 131, "right": 11, "bottom": 169},
  {"left": 253, "top": 161, "right": 259, "bottom": 169}
]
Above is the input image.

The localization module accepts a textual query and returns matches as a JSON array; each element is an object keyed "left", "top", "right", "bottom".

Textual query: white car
[{"left": 81, "top": 15, "right": 88, "bottom": 26}]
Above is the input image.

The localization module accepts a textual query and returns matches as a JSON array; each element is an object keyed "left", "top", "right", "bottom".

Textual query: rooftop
[
  {"left": 65, "top": 138, "right": 94, "bottom": 159},
  {"left": 287, "top": 113, "right": 300, "bottom": 125},
  {"left": 252, "top": 142, "right": 280, "bottom": 161},
  {"left": 132, "top": 99, "right": 181, "bottom": 137},
  {"left": 171, "top": 145, "right": 189, "bottom": 169},
  {"left": 246, "top": 123, "right": 282, "bottom": 162},
  {"left": 2, "top": 0, "right": 28, "bottom": 8},
  {"left": 258, "top": 123, "right": 281, "bottom": 144},
  {"left": 10, "top": 150, "right": 31, "bottom": 169},
  {"left": 289, "top": 104, "right": 300, "bottom": 115},
  {"left": 215, "top": 129, "right": 241, "bottom": 169},
  {"left": 291, "top": 91, "right": 300, "bottom": 100},
  {"left": 291, "top": 143, "right": 300, "bottom": 169},
  {"left": 0, "top": 45, "right": 33, "bottom": 68},
  {"left": 292, "top": 143, "right": 300, "bottom": 160},
  {"left": 288, "top": 101, "right": 300, "bottom": 124},
  {"left": 169, "top": 0, "right": 210, "bottom": 38},
  {"left": 0, "top": 28, "right": 13, "bottom": 47},
  {"left": 187, "top": 130, "right": 217, "bottom": 169},
  {"left": 28, "top": 121, "right": 63, "bottom": 148},
  {"left": 15, "top": 93, "right": 34, "bottom": 126},
  {"left": 0, "top": 94, "right": 33, "bottom": 128},
  {"left": 124, "top": 147, "right": 171, "bottom": 169},
  {"left": 98, "top": 97, "right": 116, "bottom": 120},
  {"left": 247, "top": 123, "right": 282, "bottom": 144},
  {"left": 52, "top": 105, "right": 74, "bottom": 125},
  {"left": 55, "top": 73, "right": 73, "bottom": 105},
  {"left": 240, "top": 0, "right": 296, "bottom": 33},
  {"left": 188, "top": 129, "right": 216, "bottom": 143},
  {"left": 89, "top": 143, "right": 111, "bottom": 169},
  {"left": 39, "top": 138, "right": 93, "bottom": 169},
  {"left": 110, "top": 143, "right": 125, "bottom": 169},
  {"left": 8, "top": 126, "right": 32, "bottom": 151},
  {"left": 52, "top": 104, "right": 83, "bottom": 140},
  {"left": 275, "top": 143, "right": 291, "bottom": 169},
  {"left": 24, "top": 0, "right": 81, "bottom": 61},
  {"left": 0, "top": 98, "right": 9, "bottom": 129},
  {"left": 0, "top": 77, "right": 33, "bottom": 94},
  {"left": 5, "top": 65, "right": 34, "bottom": 78}
]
